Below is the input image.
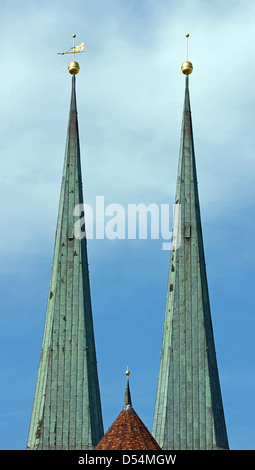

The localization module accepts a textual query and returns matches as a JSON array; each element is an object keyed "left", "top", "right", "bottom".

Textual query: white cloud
[{"left": 1, "top": 1, "right": 254, "bottom": 237}]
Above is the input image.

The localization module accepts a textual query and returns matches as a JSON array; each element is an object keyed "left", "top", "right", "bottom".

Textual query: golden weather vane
[
  {"left": 181, "top": 33, "right": 193, "bottom": 75},
  {"left": 58, "top": 34, "right": 85, "bottom": 75}
]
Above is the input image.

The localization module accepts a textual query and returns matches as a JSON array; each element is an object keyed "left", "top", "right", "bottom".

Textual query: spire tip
[
  {"left": 124, "top": 364, "right": 132, "bottom": 409},
  {"left": 58, "top": 34, "right": 85, "bottom": 75},
  {"left": 181, "top": 33, "right": 193, "bottom": 75}
]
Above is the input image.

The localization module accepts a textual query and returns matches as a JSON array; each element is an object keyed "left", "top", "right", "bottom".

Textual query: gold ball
[
  {"left": 73, "top": 34, "right": 76, "bottom": 38},
  {"left": 181, "top": 61, "right": 193, "bottom": 75},
  {"left": 186, "top": 33, "right": 189, "bottom": 38},
  {"left": 126, "top": 370, "right": 130, "bottom": 376},
  {"left": 68, "top": 61, "right": 80, "bottom": 75}
]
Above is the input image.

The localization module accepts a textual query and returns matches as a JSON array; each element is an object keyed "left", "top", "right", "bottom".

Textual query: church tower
[
  {"left": 27, "top": 36, "right": 104, "bottom": 450},
  {"left": 152, "top": 36, "right": 229, "bottom": 450}
]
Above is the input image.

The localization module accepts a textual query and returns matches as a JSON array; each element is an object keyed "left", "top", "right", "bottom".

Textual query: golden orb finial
[
  {"left": 181, "top": 61, "right": 193, "bottom": 75},
  {"left": 68, "top": 61, "right": 80, "bottom": 75},
  {"left": 181, "top": 33, "right": 193, "bottom": 75},
  {"left": 126, "top": 363, "right": 130, "bottom": 376}
]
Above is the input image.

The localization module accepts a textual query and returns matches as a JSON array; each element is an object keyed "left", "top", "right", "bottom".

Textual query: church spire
[
  {"left": 27, "top": 38, "right": 104, "bottom": 450},
  {"left": 123, "top": 364, "right": 132, "bottom": 409},
  {"left": 152, "top": 36, "right": 229, "bottom": 450}
]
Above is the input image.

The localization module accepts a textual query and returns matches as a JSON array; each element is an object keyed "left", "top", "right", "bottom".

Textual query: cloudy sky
[{"left": 0, "top": 0, "right": 255, "bottom": 450}]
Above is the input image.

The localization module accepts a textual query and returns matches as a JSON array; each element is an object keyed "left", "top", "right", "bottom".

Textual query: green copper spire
[
  {"left": 27, "top": 75, "right": 104, "bottom": 450},
  {"left": 152, "top": 75, "right": 229, "bottom": 450}
]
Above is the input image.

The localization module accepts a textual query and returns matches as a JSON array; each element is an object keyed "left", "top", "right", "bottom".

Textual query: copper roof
[
  {"left": 152, "top": 75, "right": 229, "bottom": 450},
  {"left": 26, "top": 75, "right": 103, "bottom": 450}
]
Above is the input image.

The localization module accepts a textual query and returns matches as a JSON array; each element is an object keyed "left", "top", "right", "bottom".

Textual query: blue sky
[{"left": 0, "top": 0, "right": 255, "bottom": 450}]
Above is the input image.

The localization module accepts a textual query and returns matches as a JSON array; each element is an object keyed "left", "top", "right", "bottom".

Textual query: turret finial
[
  {"left": 58, "top": 34, "right": 85, "bottom": 75},
  {"left": 181, "top": 33, "right": 193, "bottom": 75},
  {"left": 124, "top": 364, "right": 132, "bottom": 409}
]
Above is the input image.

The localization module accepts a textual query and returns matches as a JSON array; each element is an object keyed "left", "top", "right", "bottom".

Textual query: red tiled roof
[{"left": 95, "top": 407, "right": 161, "bottom": 450}]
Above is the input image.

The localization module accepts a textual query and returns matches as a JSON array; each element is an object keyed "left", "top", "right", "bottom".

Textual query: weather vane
[
  {"left": 181, "top": 33, "right": 193, "bottom": 75},
  {"left": 58, "top": 34, "right": 85, "bottom": 75}
]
